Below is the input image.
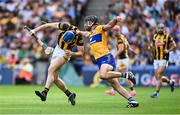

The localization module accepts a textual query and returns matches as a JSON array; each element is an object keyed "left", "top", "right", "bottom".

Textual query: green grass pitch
[{"left": 0, "top": 85, "right": 180, "bottom": 114}]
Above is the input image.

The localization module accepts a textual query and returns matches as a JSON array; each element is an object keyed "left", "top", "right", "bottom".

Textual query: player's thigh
[
  {"left": 154, "top": 60, "right": 165, "bottom": 76},
  {"left": 49, "top": 57, "right": 66, "bottom": 72},
  {"left": 156, "top": 60, "right": 167, "bottom": 75},
  {"left": 157, "top": 66, "right": 166, "bottom": 75},
  {"left": 100, "top": 64, "right": 113, "bottom": 74},
  {"left": 159, "top": 60, "right": 167, "bottom": 73},
  {"left": 99, "top": 64, "right": 113, "bottom": 79},
  {"left": 153, "top": 60, "right": 159, "bottom": 72},
  {"left": 53, "top": 68, "right": 61, "bottom": 80}
]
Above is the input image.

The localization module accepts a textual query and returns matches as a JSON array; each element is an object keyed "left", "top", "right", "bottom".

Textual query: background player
[
  {"left": 30, "top": 22, "right": 84, "bottom": 105},
  {"left": 78, "top": 15, "right": 139, "bottom": 107},
  {"left": 105, "top": 25, "right": 136, "bottom": 97},
  {"left": 150, "top": 23, "right": 176, "bottom": 98}
]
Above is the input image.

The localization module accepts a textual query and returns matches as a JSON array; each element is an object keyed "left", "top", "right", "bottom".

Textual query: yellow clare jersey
[
  {"left": 89, "top": 25, "right": 110, "bottom": 59},
  {"left": 152, "top": 33, "right": 173, "bottom": 60},
  {"left": 116, "top": 34, "right": 128, "bottom": 59}
]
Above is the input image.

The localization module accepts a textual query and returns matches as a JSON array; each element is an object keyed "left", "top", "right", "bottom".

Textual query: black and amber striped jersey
[
  {"left": 152, "top": 33, "right": 174, "bottom": 60},
  {"left": 57, "top": 24, "right": 83, "bottom": 50},
  {"left": 116, "top": 34, "right": 128, "bottom": 59}
]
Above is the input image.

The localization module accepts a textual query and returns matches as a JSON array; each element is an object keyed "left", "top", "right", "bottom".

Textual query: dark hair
[{"left": 84, "top": 15, "right": 99, "bottom": 25}]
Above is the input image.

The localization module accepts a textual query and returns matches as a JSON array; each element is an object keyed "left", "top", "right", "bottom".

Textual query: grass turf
[{"left": 0, "top": 85, "right": 180, "bottom": 114}]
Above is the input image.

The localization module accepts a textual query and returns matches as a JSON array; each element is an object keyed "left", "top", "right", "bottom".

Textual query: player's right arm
[
  {"left": 127, "top": 40, "right": 137, "bottom": 55},
  {"left": 31, "top": 22, "right": 71, "bottom": 34},
  {"left": 102, "top": 16, "right": 122, "bottom": 31},
  {"left": 148, "top": 36, "right": 155, "bottom": 60},
  {"left": 76, "top": 30, "right": 90, "bottom": 38}
]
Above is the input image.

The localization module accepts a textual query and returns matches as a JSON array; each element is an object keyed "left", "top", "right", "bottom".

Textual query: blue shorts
[{"left": 96, "top": 53, "right": 116, "bottom": 71}]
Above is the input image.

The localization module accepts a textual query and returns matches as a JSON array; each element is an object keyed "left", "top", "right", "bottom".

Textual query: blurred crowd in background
[
  {"left": 0, "top": 0, "right": 179, "bottom": 84},
  {"left": 104, "top": 0, "right": 180, "bottom": 66},
  {"left": 0, "top": 0, "right": 87, "bottom": 84}
]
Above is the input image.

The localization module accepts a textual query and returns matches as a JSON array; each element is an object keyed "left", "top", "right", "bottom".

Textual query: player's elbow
[
  {"left": 102, "top": 25, "right": 112, "bottom": 31},
  {"left": 59, "top": 22, "right": 70, "bottom": 30}
]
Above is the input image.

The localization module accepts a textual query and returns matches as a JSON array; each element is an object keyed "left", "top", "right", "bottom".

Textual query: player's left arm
[
  {"left": 102, "top": 16, "right": 122, "bottom": 31},
  {"left": 164, "top": 36, "right": 176, "bottom": 53},
  {"left": 76, "top": 46, "right": 84, "bottom": 57},
  {"left": 127, "top": 42, "right": 137, "bottom": 55},
  {"left": 147, "top": 36, "right": 155, "bottom": 60}
]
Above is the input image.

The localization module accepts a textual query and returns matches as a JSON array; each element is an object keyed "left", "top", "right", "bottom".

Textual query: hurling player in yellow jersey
[
  {"left": 78, "top": 15, "right": 139, "bottom": 107},
  {"left": 105, "top": 25, "right": 137, "bottom": 97},
  {"left": 150, "top": 23, "right": 176, "bottom": 98},
  {"left": 30, "top": 22, "right": 84, "bottom": 105}
]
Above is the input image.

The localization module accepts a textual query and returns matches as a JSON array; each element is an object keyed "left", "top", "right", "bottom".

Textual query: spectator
[
  {"left": 15, "top": 58, "right": 34, "bottom": 84},
  {"left": 102, "top": 0, "right": 180, "bottom": 66},
  {"left": 7, "top": 52, "right": 19, "bottom": 69},
  {"left": 0, "top": 52, "right": 6, "bottom": 65},
  {"left": 169, "top": 50, "right": 180, "bottom": 66},
  {"left": 0, "top": 0, "right": 179, "bottom": 85},
  {"left": 0, "top": 0, "right": 88, "bottom": 84}
]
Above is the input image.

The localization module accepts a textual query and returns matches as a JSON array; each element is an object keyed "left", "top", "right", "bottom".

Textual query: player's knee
[
  {"left": 48, "top": 66, "right": 56, "bottom": 74},
  {"left": 99, "top": 72, "right": 107, "bottom": 80},
  {"left": 156, "top": 75, "right": 162, "bottom": 80},
  {"left": 107, "top": 78, "right": 116, "bottom": 84},
  {"left": 158, "top": 67, "right": 165, "bottom": 74},
  {"left": 54, "top": 79, "right": 58, "bottom": 83}
]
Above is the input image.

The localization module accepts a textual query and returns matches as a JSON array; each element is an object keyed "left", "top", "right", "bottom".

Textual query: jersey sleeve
[
  {"left": 117, "top": 35, "right": 124, "bottom": 44},
  {"left": 117, "top": 38, "right": 123, "bottom": 44}
]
